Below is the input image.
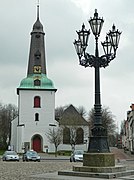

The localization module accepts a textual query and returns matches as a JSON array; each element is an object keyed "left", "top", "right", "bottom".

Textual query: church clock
[{"left": 34, "top": 66, "right": 41, "bottom": 73}]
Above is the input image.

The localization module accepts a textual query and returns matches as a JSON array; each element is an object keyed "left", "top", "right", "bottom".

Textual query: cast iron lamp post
[{"left": 74, "top": 9, "right": 121, "bottom": 153}]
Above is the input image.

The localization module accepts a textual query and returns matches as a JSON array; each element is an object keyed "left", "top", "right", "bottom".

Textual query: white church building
[
  {"left": 11, "top": 5, "right": 89, "bottom": 153},
  {"left": 11, "top": 5, "right": 57, "bottom": 153}
]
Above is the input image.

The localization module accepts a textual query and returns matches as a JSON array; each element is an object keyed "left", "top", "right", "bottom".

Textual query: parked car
[
  {"left": 22, "top": 150, "right": 40, "bottom": 162},
  {"left": 2, "top": 151, "right": 19, "bottom": 161},
  {"left": 70, "top": 150, "right": 84, "bottom": 162}
]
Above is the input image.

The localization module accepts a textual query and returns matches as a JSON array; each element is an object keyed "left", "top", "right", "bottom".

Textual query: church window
[
  {"left": 34, "top": 96, "right": 41, "bottom": 108},
  {"left": 63, "top": 127, "right": 70, "bottom": 144},
  {"left": 76, "top": 128, "right": 84, "bottom": 144},
  {"left": 34, "top": 50, "right": 41, "bottom": 60},
  {"left": 34, "top": 79, "right": 41, "bottom": 86},
  {"left": 35, "top": 113, "right": 39, "bottom": 121}
]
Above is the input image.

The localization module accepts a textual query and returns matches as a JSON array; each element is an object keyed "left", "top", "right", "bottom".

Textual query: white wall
[
  {"left": 17, "top": 89, "right": 56, "bottom": 153},
  {"left": 11, "top": 117, "right": 18, "bottom": 151}
]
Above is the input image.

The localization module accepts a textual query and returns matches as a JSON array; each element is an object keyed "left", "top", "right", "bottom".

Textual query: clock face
[{"left": 34, "top": 66, "right": 41, "bottom": 73}]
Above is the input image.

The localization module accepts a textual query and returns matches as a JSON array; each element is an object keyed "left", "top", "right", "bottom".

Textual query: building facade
[
  {"left": 122, "top": 104, "right": 134, "bottom": 153},
  {"left": 57, "top": 105, "right": 89, "bottom": 152}
]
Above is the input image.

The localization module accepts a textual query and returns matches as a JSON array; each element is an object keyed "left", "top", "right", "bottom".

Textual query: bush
[
  {"left": 0, "top": 149, "right": 5, "bottom": 155},
  {"left": 57, "top": 150, "right": 71, "bottom": 156}
]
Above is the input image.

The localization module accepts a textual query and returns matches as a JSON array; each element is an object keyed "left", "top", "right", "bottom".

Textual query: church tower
[{"left": 11, "top": 5, "right": 57, "bottom": 153}]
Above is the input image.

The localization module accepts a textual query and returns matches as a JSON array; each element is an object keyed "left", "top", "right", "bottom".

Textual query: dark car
[
  {"left": 22, "top": 150, "right": 40, "bottom": 162},
  {"left": 2, "top": 151, "right": 19, "bottom": 161},
  {"left": 70, "top": 150, "right": 84, "bottom": 162}
]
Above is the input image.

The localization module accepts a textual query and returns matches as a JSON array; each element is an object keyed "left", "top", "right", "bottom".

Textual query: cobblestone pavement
[
  {"left": 1, "top": 159, "right": 134, "bottom": 180},
  {"left": 0, "top": 159, "right": 79, "bottom": 180},
  {"left": 110, "top": 147, "right": 134, "bottom": 160},
  {"left": 1, "top": 148, "right": 134, "bottom": 180},
  {"left": 0, "top": 159, "right": 132, "bottom": 180}
]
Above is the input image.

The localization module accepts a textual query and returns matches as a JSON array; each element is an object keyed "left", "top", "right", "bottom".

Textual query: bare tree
[
  {"left": 88, "top": 106, "right": 117, "bottom": 146},
  {"left": 77, "top": 106, "right": 87, "bottom": 118},
  {"left": 55, "top": 106, "right": 64, "bottom": 121},
  {"left": 69, "top": 125, "right": 81, "bottom": 152},
  {"left": 0, "top": 103, "right": 18, "bottom": 149},
  {"left": 88, "top": 106, "right": 116, "bottom": 133},
  {"left": 46, "top": 127, "right": 63, "bottom": 156},
  {"left": 88, "top": 107, "right": 116, "bottom": 146},
  {"left": 5, "top": 104, "right": 18, "bottom": 145}
]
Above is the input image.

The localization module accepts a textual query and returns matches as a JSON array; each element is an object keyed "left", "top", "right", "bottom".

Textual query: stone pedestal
[
  {"left": 73, "top": 165, "right": 126, "bottom": 173},
  {"left": 58, "top": 152, "right": 134, "bottom": 179},
  {"left": 83, "top": 153, "right": 115, "bottom": 167}
]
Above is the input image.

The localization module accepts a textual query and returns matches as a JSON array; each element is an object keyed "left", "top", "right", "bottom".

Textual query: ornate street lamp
[{"left": 74, "top": 9, "right": 121, "bottom": 153}]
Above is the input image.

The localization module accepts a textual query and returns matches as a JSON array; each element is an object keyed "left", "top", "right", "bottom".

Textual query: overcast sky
[{"left": 0, "top": 0, "right": 133, "bottom": 128}]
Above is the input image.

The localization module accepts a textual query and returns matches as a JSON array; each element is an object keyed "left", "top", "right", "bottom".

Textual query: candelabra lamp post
[{"left": 74, "top": 10, "right": 121, "bottom": 167}]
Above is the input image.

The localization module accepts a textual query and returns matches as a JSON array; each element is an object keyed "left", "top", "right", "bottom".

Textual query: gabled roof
[{"left": 59, "top": 104, "right": 88, "bottom": 126}]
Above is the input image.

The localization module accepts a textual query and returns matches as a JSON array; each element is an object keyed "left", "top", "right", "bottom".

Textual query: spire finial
[{"left": 37, "top": 0, "right": 40, "bottom": 20}]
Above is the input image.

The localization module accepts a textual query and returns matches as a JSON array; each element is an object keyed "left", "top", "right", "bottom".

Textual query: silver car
[
  {"left": 70, "top": 150, "right": 84, "bottom": 162},
  {"left": 22, "top": 150, "right": 41, "bottom": 162},
  {"left": 2, "top": 151, "right": 19, "bottom": 161}
]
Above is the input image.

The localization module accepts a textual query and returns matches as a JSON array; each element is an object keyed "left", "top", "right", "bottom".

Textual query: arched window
[
  {"left": 34, "top": 96, "right": 41, "bottom": 108},
  {"left": 63, "top": 127, "right": 70, "bottom": 144},
  {"left": 76, "top": 128, "right": 84, "bottom": 144},
  {"left": 34, "top": 79, "right": 41, "bottom": 86},
  {"left": 35, "top": 113, "right": 39, "bottom": 121}
]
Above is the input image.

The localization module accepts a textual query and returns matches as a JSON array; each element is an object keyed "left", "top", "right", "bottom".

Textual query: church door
[{"left": 32, "top": 135, "right": 41, "bottom": 152}]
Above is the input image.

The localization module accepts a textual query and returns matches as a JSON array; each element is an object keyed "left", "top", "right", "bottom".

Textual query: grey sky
[{"left": 0, "top": 0, "right": 133, "bottom": 128}]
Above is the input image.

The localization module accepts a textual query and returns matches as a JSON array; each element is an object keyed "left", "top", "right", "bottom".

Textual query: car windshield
[
  {"left": 74, "top": 150, "right": 84, "bottom": 155},
  {"left": 5, "top": 151, "right": 17, "bottom": 155},
  {"left": 27, "top": 151, "right": 37, "bottom": 156}
]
